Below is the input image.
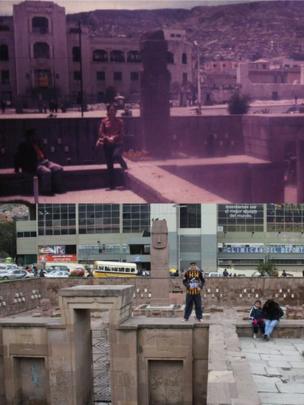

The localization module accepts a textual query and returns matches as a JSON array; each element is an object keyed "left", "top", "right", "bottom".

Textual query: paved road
[
  {"left": 0, "top": 99, "right": 300, "bottom": 119},
  {"left": 241, "top": 337, "right": 304, "bottom": 405}
]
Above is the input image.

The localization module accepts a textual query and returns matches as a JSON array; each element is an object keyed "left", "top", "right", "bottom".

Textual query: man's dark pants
[
  {"left": 103, "top": 144, "right": 127, "bottom": 188},
  {"left": 184, "top": 293, "right": 203, "bottom": 320}
]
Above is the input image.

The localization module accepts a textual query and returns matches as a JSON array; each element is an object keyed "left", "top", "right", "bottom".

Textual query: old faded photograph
[{"left": 0, "top": 0, "right": 304, "bottom": 203}]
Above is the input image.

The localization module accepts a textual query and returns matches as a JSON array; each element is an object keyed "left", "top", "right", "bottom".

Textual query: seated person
[
  {"left": 15, "top": 129, "right": 64, "bottom": 195},
  {"left": 262, "top": 299, "right": 284, "bottom": 341},
  {"left": 249, "top": 299, "right": 265, "bottom": 338}
]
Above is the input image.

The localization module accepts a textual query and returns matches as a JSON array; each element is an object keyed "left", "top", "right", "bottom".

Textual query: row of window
[
  {"left": 0, "top": 42, "right": 188, "bottom": 65},
  {"left": 73, "top": 70, "right": 139, "bottom": 82},
  {"left": 17, "top": 232, "right": 37, "bottom": 238}
]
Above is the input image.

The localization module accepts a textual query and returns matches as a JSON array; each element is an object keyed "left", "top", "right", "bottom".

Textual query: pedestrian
[
  {"left": 1, "top": 100, "right": 6, "bottom": 113},
  {"left": 262, "top": 299, "right": 284, "bottom": 341},
  {"left": 249, "top": 299, "right": 265, "bottom": 338},
  {"left": 281, "top": 270, "right": 287, "bottom": 277},
  {"left": 96, "top": 103, "right": 128, "bottom": 189},
  {"left": 33, "top": 265, "right": 38, "bottom": 277},
  {"left": 39, "top": 268, "right": 45, "bottom": 277},
  {"left": 223, "top": 268, "right": 229, "bottom": 277},
  {"left": 183, "top": 262, "right": 205, "bottom": 322},
  {"left": 15, "top": 128, "right": 64, "bottom": 195}
]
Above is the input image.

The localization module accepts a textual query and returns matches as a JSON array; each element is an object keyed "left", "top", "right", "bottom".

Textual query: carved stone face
[{"left": 151, "top": 219, "right": 168, "bottom": 249}]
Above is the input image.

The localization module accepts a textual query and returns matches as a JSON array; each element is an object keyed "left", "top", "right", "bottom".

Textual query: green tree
[
  {"left": 0, "top": 222, "right": 16, "bottom": 260},
  {"left": 228, "top": 92, "right": 250, "bottom": 115},
  {"left": 257, "top": 261, "right": 278, "bottom": 277}
]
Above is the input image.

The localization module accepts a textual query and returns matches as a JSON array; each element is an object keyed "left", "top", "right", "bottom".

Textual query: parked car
[
  {"left": 45, "top": 270, "right": 70, "bottom": 278},
  {"left": 206, "top": 272, "right": 222, "bottom": 277},
  {"left": 0, "top": 269, "right": 28, "bottom": 280}
]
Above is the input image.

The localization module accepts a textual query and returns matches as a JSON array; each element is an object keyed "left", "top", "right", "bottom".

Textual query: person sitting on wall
[
  {"left": 96, "top": 103, "right": 128, "bottom": 190},
  {"left": 183, "top": 262, "right": 205, "bottom": 322},
  {"left": 262, "top": 299, "right": 284, "bottom": 341},
  {"left": 249, "top": 299, "right": 265, "bottom": 339},
  {"left": 15, "top": 128, "right": 64, "bottom": 195}
]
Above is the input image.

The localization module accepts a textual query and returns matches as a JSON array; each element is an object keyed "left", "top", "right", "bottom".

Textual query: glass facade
[
  {"left": 218, "top": 204, "right": 264, "bottom": 232},
  {"left": 38, "top": 204, "right": 76, "bottom": 235},
  {"left": 266, "top": 204, "right": 304, "bottom": 232},
  {"left": 122, "top": 204, "right": 150, "bottom": 233},
  {"left": 179, "top": 204, "right": 201, "bottom": 228},
  {"left": 79, "top": 204, "right": 120, "bottom": 234}
]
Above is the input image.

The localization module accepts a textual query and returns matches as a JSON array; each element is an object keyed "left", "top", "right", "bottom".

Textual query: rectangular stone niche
[
  {"left": 14, "top": 357, "right": 47, "bottom": 405},
  {"left": 149, "top": 360, "right": 183, "bottom": 405}
]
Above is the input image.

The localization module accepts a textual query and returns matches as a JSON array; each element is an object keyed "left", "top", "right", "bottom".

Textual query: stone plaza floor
[{"left": 240, "top": 337, "right": 304, "bottom": 405}]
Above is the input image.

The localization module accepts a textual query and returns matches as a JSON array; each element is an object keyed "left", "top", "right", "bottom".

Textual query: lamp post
[
  {"left": 78, "top": 21, "right": 84, "bottom": 117},
  {"left": 193, "top": 41, "right": 201, "bottom": 105}
]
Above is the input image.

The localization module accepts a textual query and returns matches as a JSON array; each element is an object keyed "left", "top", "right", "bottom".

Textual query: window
[
  {"left": 17, "top": 231, "right": 37, "bottom": 238},
  {"left": 96, "top": 71, "right": 105, "bottom": 81},
  {"left": 79, "top": 204, "right": 120, "bottom": 233},
  {"left": 267, "top": 204, "right": 304, "bottom": 232},
  {"left": 127, "top": 50, "right": 141, "bottom": 63},
  {"left": 167, "top": 51, "right": 174, "bottom": 64},
  {"left": 1, "top": 70, "right": 9, "bottom": 84},
  {"left": 38, "top": 204, "right": 76, "bottom": 235},
  {"left": 113, "top": 71, "right": 122, "bottom": 81},
  {"left": 73, "top": 71, "right": 81, "bottom": 81},
  {"left": 180, "top": 204, "right": 201, "bottom": 228},
  {"left": 93, "top": 49, "right": 108, "bottom": 62},
  {"left": 123, "top": 204, "right": 150, "bottom": 233},
  {"left": 0, "top": 44, "right": 9, "bottom": 61},
  {"left": 32, "top": 16, "right": 49, "bottom": 34},
  {"left": 130, "top": 72, "right": 139, "bottom": 81},
  {"left": 34, "top": 69, "right": 51, "bottom": 88},
  {"left": 110, "top": 50, "right": 125, "bottom": 63},
  {"left": 182, "top": 73, "right": 188, "bottom": 84},
  {"left": 33, "top": 42, "right": 50, "bottom": 59},
  {"left": 72, "top": 46, "right": 80, "bottom": 62},
  {"left": 182, "top": 53, "right": 187, "bottom": 64},
  {"left": 0, "top": 25, "right": 9, "bottom": 32},
  {"left": 218, "top": 204, "right": 264, "bottom": 232}
]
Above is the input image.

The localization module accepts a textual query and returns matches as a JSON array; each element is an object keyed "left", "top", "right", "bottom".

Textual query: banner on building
[{"left": 222, "top": 244, "right": 304, "bottom": 254}]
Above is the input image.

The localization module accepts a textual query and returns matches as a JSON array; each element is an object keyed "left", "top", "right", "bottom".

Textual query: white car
[{"left": 45, "top": 270, "right": 70, "bottom": 278}]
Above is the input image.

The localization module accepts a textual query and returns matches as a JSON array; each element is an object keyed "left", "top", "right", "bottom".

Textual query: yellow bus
[{"left": 93, "top": 261, "right": 138, "bottom": 278}]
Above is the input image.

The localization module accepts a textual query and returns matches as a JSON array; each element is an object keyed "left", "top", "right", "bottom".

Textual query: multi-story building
[
  {"left": 0, "top": 1, "right": 194, "bottom": 106},
  {"left": 15, "top": 203, "right": 304, "bottom": 274},
  {"left": 237, "top": 58, "right": 304, "bottom": 100}
]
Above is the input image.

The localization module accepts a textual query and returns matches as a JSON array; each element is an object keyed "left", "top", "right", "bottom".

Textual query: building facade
[
  {"left": 0, "top": 1, "right": 194, "bottom": 106},
  {"left": 237, "top": 58, "right": 304, "bottom": 100},
  {"left": 15, "top": 203, "right": 304, "bottom": 274}
]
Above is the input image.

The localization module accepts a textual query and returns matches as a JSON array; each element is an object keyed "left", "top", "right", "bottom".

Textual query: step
[{"left": 0, "top": 165, "right": 125, "bottom": 196}]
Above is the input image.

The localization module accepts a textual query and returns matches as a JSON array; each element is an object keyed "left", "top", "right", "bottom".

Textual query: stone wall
[
  {"left": 0, "top": 115, "right": 244, "bottom": 169},
  {"left": 1, "top": 277, "right": 304, "bottom": 318},
  {"left": 0, "top": 279, "right": 44, "bottom": 317},
  {"left": 243, "top": 115, "right": 304, "bottom": 161}
]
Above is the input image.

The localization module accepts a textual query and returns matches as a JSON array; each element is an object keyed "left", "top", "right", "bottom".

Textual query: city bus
[{"left": 93, "top": 261, "right": 138, "bottom": 278}]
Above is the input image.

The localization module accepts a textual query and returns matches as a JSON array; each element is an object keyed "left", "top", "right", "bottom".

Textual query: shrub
[{"left": 228, "top": 92, "right": 250, "bottom": 114}]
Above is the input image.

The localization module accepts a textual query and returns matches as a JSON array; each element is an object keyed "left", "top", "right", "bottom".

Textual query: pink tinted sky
[{"left": 1, "top": 0, "right": 269, "bottom": 15}]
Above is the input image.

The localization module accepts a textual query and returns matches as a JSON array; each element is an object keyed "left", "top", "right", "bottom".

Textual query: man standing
[{"left": 183, "top": 262, "right": 205, "bottom": 322}]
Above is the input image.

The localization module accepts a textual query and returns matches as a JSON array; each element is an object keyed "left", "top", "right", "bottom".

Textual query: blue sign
[{"left": 222, "top": 245, "right": 304, "bottom": 254}]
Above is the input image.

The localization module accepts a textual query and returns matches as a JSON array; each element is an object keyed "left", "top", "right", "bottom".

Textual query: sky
[{"left": 0, "top": 0, "right": 268, "bottom": 15}]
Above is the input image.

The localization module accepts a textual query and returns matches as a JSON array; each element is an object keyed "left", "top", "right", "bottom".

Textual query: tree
[
  {"left": 228, "top": 92, "right": 250, "bottom": 115},
  {"left": 257, "top": 261, "right": 278, "bottom": 277},
  {"left": 0, "top": 222, "right": 16, "bottom": 260}
]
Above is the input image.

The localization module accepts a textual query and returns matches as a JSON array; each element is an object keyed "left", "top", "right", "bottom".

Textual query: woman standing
[
  {"left": 262, "top": 299, "right": 284, "bottom": 341},
  {"left": 96, "top": 104, "right": 128, "bottom": 189}
]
